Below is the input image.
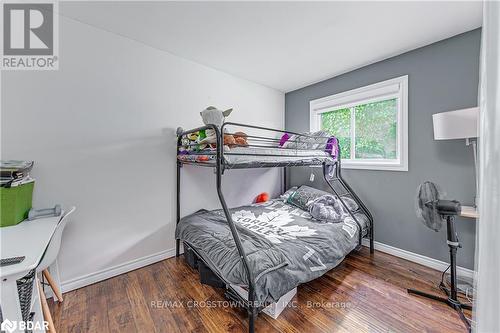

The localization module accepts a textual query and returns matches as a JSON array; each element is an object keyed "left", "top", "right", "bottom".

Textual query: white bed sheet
[{"left": 224, "top": 147, "right": 334, "bottom": 165}]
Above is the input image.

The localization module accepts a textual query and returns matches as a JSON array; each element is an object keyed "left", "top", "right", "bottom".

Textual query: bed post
[
  {"left": 175, "top": 160, "right": 181, "bottom": 257},
  {"left": 249, "top": 309, "right": 256, "bottom": 333},
  {"left": 370, "top": 221, "right": 374, "bottom": 254},
  {"left": 176, "top": 128, "right": 183, "bottom": 258},
  {"left": 283, "top": 167, "right": 287, "bottom": 194},
  {"left": 215, "top": 125, "right": 257, "bottom": 333}
]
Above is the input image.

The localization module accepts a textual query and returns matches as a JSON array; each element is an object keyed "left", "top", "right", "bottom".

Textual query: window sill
[{"left": 341, "top": 161, "right": 408, "bottom": 172}]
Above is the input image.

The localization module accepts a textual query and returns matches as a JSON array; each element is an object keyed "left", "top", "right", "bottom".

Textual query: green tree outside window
[{"left": 320, "top": 98, "right": 397, "bottom": 160}]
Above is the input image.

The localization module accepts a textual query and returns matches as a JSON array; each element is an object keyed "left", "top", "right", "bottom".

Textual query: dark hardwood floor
[{"left": 48, "top": 248, "right": 472, "bottom": 332}]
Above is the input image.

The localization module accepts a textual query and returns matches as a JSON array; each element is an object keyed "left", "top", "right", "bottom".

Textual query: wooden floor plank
[
  {"left": 84, "top": 280, "right": 110, "bottom": 333},
  {"left": 106, "top": 274, "right": 139, "bottom": 333},
  {"left": 49, "top": 248, "right": 472, "bottom": 333}
]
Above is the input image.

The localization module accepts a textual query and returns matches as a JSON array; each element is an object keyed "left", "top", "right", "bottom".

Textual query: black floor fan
[{"left": 408, "top": 181, "right": 472, "bottom": 332}]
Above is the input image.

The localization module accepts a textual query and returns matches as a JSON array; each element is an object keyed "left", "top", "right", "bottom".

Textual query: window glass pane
[
  {"left": 354, "top": 98, "right": 397, "bottom": 159},
  {"left": 321, "top": 108, "right": 351, "bottom": 159}
]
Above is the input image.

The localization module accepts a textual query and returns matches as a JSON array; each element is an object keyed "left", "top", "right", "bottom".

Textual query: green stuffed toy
[
  {"left": 195, "top": 130, "right": 208, "bottom": 151},
  {"left": 184, "top": 130, "right": 209, "bottom": 151}
]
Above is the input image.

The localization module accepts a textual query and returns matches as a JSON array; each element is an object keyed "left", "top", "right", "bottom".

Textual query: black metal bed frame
[{"left": 175, "top": 122, "right": 374, "bottom": 333}]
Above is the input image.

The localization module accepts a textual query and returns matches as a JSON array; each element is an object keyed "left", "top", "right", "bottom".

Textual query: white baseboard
[
  {"left": 61, "top": 246, "right": 183, "bottom": 293},
  {"left": 362, "top": 239, "right": 474, "bottom": 279},
  {"left": 60, "top": 240, "right": 474, "bottom": 294}
]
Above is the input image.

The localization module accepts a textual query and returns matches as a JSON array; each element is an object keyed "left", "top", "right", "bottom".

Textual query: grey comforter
[{"left": 175, "top": 199, "right": 369, "bottom": 304}]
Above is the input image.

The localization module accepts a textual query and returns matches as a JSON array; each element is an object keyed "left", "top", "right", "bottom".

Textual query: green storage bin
[{"left": 0, "top": 181, "right": 34, "bottom": 227}]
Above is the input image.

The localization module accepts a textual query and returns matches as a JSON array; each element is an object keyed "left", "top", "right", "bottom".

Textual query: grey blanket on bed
[{"left": 175, "top": 199, "right": 368, "bottom": 304}]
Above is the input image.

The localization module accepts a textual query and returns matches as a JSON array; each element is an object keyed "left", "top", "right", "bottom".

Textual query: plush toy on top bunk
[
  {"left": 199, "top": 106, "right": 248, "bottom": 148},
  {"left": 177, "top": 127, "right": 209, "bottom": 152},
  {"left": 200, "top": 106, "right": 232, "bottom": 143},
  {"left": 177, "top": 106, "right": 249, "bottom": 157}
]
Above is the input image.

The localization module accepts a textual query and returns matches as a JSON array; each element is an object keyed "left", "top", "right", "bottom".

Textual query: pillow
[
  {"left": 281, "top": 131, "right": 330, "bottom": 150},
  {"left": 287, "top": 185, "right": 329, "bottom": 210},
  {"left": 287, "top": 185, "right": 359, "bottom": 212},
  {"left": 279, "top": 186, "right": 298, "bottom": 202}
]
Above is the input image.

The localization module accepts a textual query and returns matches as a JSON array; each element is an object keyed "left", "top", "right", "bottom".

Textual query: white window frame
[{"left": 310, "top": 75, "right": 408, "bottom": 171}]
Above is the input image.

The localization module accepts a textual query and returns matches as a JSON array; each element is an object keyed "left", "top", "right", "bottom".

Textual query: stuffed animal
[
  {"left": 187, "top": 132, "right": 198, "bottom": 142},
  {"left": 224, "top": 134, "right": 236, "bottom": 146},
  {"left": 178, "top": 135, "right": 191, "bottom": 154},
  {"left": 197, "top": 106, "right": 249, "bottom": 149},
  {"left": 233, "top": 132, "right": 248, "bottom": 147},
  {"left": 309, "top": 194, "right": 348, "bottom": 223},
  {"left": 179, "top": 129, "right": 211, "bottom": 153},
  {"left": 199, "top": 106, "right": 233, "bottom": 144}
]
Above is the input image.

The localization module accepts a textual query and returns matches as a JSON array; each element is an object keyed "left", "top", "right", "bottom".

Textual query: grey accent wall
[{"left": 285, "top": 29, "right": 481, "bottom": 269}]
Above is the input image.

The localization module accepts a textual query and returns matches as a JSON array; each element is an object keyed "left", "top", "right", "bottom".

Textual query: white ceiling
[{"left": 61, "top": 1, "right": 482, "bottom": 92}]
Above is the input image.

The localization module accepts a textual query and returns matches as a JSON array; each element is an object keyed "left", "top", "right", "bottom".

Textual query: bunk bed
[{"left": 175, "top": 122, "right": 374, "bottom": 333}]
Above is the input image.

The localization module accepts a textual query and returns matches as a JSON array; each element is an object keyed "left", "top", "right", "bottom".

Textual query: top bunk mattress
[
  {"left": 178, "top": 146, "right": 335, "bottom": 167},
  {"left": 175, "top": 199, "right": 369, "bottom": 304}
]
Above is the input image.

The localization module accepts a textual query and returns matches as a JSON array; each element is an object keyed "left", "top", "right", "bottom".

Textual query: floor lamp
[{"left": 432, "top": 107, "right": 480, "bottom": 205}]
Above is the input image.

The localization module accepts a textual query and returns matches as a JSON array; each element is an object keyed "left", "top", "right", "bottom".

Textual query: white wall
[{"left": 0, "top": 13, "right": 284, "bottom": 290}]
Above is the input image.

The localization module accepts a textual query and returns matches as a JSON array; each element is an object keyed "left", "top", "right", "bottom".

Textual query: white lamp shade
[{"left": 432, "top": 107, "right": 479, "bottom": 140}]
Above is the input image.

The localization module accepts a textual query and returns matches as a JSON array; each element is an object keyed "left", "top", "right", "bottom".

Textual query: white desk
[{"left": 0, "top": 215, "right": 61, "bottom": 332}]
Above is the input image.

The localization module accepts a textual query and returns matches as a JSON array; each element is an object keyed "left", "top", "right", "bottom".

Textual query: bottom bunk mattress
[{"left": 175, "top": 199, "right": 369, "bottom": 304}]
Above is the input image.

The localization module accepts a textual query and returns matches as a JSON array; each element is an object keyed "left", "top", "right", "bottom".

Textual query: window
[{"left": 310, "top": 75, "right": 408, "bottom": 171}]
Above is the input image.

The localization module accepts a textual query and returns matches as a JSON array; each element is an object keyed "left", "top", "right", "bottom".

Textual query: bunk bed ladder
[{"left": 323, "top": 162, "right": 374, "bottom": 253}]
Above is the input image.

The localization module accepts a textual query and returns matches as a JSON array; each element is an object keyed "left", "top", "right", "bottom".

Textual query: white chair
[{"left": 36, "top": 207, "right": 75, "bottom": 333}]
